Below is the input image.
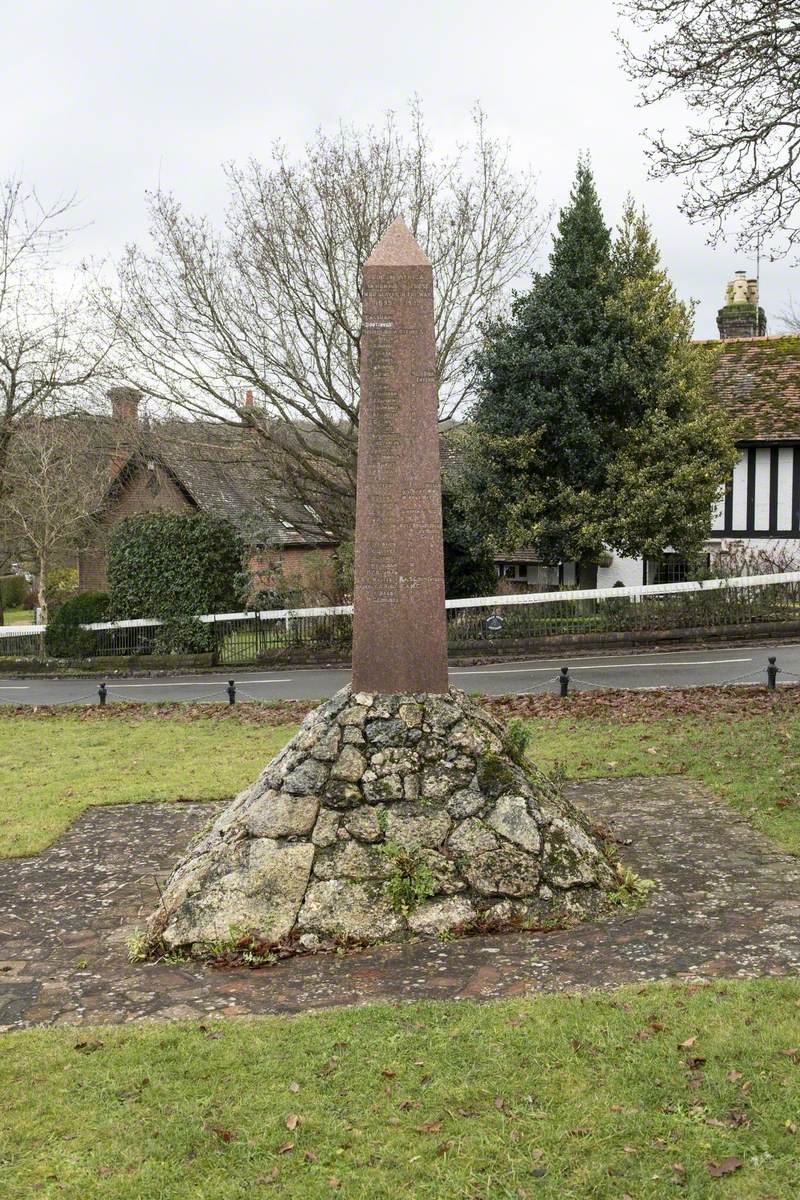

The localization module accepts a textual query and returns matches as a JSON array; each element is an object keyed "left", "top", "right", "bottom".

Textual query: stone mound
[{"left": 149, "top": 687, "right": 616, "bottom": 952}]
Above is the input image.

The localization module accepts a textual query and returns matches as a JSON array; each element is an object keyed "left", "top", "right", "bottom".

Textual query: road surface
[{"left": 0, "top": 641, "right": 797, "bottom": 705}]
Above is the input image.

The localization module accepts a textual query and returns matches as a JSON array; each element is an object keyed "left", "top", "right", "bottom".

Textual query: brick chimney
[
  {"left": 716, "top": 271, "right": 767, "bottom": 339},
  {"left": 107, "top": 386, "right": 142, "bottom": 424}
]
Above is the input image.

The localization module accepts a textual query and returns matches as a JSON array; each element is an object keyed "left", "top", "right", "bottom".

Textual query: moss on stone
[{"left": 477, "top": 752, "right": 517, "bottom": 797}]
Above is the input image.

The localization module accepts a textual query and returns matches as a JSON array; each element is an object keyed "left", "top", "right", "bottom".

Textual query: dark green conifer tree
[{"left": 462, "top": 161, "right": 736, "bottom": 572}]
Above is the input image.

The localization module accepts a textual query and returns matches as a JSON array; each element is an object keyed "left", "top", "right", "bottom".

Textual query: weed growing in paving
[{"left": 382, "top": 842, "right": 436, "bottom": 914}]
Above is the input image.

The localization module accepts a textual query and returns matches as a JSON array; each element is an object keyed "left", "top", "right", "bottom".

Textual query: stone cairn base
[{"left": 149, "top": 687, "right": 617, "bottom": 953}]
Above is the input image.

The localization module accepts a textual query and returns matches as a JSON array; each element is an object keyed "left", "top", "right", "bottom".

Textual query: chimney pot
[
  {"left": 108, "top": 387, "right": 142, "bottom": 424},
  {"left": 245, "top": 389, "right": 254, "bottom": 407},
  {"left": 717, "top": 271, "right": 766, "bottom": 339}
]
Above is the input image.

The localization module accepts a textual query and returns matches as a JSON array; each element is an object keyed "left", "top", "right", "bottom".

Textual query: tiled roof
[
  {"left": 153, "top": 422, "right": 337, "bottom": 548},
  {"left": 92, "top": 418, "right": 336, "bottom": 548},
  {"left": 701, "top": 335, "right": 800, "bottom": 441},
  {"left": 492, "top": 548, "right": 544, "bottom": 564}
]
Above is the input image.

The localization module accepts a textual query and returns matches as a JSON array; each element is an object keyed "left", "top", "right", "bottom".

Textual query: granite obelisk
[
  {"left": 147, "top": 221, "right": 616, "bottom": 957},
  {"left": 352, "top": 218, "right": 449, "bottom": 694}
]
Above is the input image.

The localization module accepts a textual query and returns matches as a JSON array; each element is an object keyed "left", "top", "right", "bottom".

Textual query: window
[
  {"left": 650, "top": 555, "right": 694, "bottom": 584},
  {"left": 518, "top": 564, "right": 528, "bottom": 578}
]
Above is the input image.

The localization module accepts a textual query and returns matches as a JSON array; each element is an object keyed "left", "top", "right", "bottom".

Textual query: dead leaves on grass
[
  {"left": 707, "top": 1155, "right": 744, "bottom": 1177},
  {"left": 485, "top": 683, "right": 800, "bottom": 724},
  {"left": 13, "top": 682, "right": 800, "bottom": 729}
]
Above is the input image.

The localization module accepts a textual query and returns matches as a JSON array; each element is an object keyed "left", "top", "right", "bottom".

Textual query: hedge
[
  {"left": 44, "top": 592, "right": 110, "bottom": 659},
  {"left": 107, "top": 512, "right": 246, "bottom": 653}
]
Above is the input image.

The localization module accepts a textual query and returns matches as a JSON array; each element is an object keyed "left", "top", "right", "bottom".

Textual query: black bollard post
[
  {"left": 559, "top": 665, "right": 570, "bottom": 698},
  {"left": 767, "top": 656, "right": 778, "bottom": 691},
  {"left": 98, "top": 681, "right": 107, "bottom": 706},
  {"left": 227, "top": 680, "right": 236, "bottom": 705}
]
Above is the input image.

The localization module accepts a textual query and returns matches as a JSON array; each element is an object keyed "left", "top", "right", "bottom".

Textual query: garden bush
[
  {"left": 0, "top": 575, "right": 31, "bottom": 610},
  {"left": 44, "top": 592, "right": 109, "bottom": 659},
  {"left": 107, "top": 512, "right": 245, "bottom": 653},
  {"left": 43, "top": 567, "right": 79, "bottom": 611}
]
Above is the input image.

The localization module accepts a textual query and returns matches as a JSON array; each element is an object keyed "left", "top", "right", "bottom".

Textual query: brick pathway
[{"left": 1, "top": 780, "right": 799, "bottom": 1030}]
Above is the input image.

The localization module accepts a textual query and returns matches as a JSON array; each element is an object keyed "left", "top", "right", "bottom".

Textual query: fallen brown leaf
[
  {"left": 707, "top": 1156, "right": 743, "bottom": 1177},
  {"left": 277, "top": 1141, "right": 295, "bottom": 1155},
  {"left": 286, "top": 1114, "right": 300, "bottom": 1131}
]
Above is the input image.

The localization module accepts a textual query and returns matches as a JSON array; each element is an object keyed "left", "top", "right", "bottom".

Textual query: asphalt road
[{"left": 0, "top": 641, "right": 798, "bottom": 705}]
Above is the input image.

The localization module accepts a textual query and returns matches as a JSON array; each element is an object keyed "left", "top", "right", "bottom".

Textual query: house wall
[
  {"left": 249, "top": 545, "right": 339, "bottom": 606},
  {"left": 596, "top": 445, "right": 800, "bottom": 588},
  {"left": 597, "top": 555, "right": 645, "bottom": 589},
  {"left": 78, "top": 462, "right": 192, "bottom": 592},
  {"left": 712, "top": 445, "right": 800, "bottom": 537}
]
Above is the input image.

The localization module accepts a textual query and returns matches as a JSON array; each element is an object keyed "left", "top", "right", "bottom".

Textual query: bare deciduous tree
[
  {"left": 0, "top": 413, "right": 114, "bottom": 621},
  {"left": 618, "top": 1, "right": 800, "bottom": 257},
  {"left": 110, "top": 103, "right": 547, "bottom": 537},
  {"left": 0, "top": 178, "right": 115, "bottom": 491},
  {"left": 0, "top": 178, "right": 118, "bottom": 622}
]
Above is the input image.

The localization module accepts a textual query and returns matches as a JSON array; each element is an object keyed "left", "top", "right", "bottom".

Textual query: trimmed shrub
[
  {"left": 44, "top": 591, "right": 110, "bottom": 659},
  {"left": 0, "top": 575, "right": 30, "bottom": 610},
  {"left": 107, "top": 512, "right": 246, "bottom": 654}
]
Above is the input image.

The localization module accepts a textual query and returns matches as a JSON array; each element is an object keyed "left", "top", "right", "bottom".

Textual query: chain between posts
[
  {"left": 556, "top": 655, "right": 788, "bottom": 696},
  {"left": 74, "top": 655, "right": 798, "bottom": 708}
]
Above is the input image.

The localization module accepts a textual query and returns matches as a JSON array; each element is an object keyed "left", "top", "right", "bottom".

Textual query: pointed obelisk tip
[{"left": 364, "top": 217, "right": 431, "bottom": 267}]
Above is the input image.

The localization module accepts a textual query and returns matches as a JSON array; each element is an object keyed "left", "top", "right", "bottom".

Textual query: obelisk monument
[
  {"left": 352, "top": 218, "right": 449, "bottom": 694},
  {"left": 147, "top": 217, "right": 616, "bottom": 955}
]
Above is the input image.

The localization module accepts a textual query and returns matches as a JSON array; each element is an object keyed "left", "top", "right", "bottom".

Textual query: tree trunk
[{"left": 37, "top": 555, "right": 47, "bottom": 624}]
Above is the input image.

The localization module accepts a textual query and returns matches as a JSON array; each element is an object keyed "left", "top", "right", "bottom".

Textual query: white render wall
[
  {"left": 753, "top": 449, "right": 771, "bottom": 530},
  {"left": 731, "top": 454, "right": 749, "bottom": 528},
  {"left": 711, "top": 445, "right": 799, "bottom": 536},
  {"left": 597, "top": 555, "right": 644, "bottom": 588},
  {"left": 708, "top": 536, "right": 800, "bottom": 569}
]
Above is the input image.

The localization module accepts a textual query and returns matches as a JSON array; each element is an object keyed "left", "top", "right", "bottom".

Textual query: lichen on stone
[{"left": 148, "top": 687, "right": 618, "bottom": 955}]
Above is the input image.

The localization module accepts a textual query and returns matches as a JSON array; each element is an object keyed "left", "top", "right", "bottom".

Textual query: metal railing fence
[{"left": 2, "top": 571, "right": 800, "bottom": 663}]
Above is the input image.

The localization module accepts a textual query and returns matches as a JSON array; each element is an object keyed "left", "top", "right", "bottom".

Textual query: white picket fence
[{"left": 3, "top": 569, "right": 800, "bottom": 661}]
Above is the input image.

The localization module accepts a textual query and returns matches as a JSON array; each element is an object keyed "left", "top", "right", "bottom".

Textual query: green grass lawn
[
  {"left": 3, "top": 702, "right": 799, "bottom": 1196},
  {"left": 3, "top": 607, "right": 34, "bottom": 624},
  {"left": 0, "top": 715, "right": 295, "bottom": 857},
  {"left": 523, "top": 712, "right": 800, "bottom": 855},
  {"left": 2, "top": 979, "right": 799, "bottom": 1199},
  {"left": 2, "top": 699, "right": 799, "bottom": 859}
]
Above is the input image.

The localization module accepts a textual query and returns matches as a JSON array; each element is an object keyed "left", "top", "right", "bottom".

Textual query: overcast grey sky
[{"left": 2, "top": 0, "right": 796, "bottom": 337}]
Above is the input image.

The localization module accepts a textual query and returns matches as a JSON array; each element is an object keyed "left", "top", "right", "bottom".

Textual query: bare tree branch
[
  {"left": 108, "top": 102, "right": 547, "bottom": 538},
  {"left": 0, "top": 412, "right": 119, "bottom": 621},
  {"left": 617, "top": 1, "right": 800, "bottom": 257},
  {"left": 0, "top": 177, "right": 117, "bottom": 501}
]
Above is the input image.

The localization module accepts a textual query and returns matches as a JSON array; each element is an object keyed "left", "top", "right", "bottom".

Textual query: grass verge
[
  {"left": 522, "top": 712, "right": 800, "bottom": 854},
  {"left": 2, "top": 979, "right": 799, "bottom": 1199},
  {"left": 3, "top": 608, "right": 33, "bottom": 624},
  {"left": 0, "top": 715, "right": 295, "bottom": 857}
]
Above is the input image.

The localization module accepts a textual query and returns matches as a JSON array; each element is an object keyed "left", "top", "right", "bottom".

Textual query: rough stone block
[
  {"left": 298, "top": 879, "right": 405, "bottom": 941},
  {"left": 486, "top": 795, "right": 542, "bottom": 853},
  {"left": 244, "top": 792, "right": 319, "bottom": 839}
]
